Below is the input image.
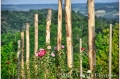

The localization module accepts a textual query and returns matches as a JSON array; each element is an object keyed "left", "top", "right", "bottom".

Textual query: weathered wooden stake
[
  {"left": 109, "top": 24, "right": 112, "bottom": 79},
  {"left": 57, "top": 0, "right": 62, "bottom": 78},
  {"left": 57, "top": 0, "right": 62, "bottom": 51},
  {"left": 26, "top": 23, "right": 30, "bottom": 79},
  {"left": 34, "top": 14, "right": 38, "bottom": 54},
  {"left": 80, "top": 38, "right": 82, "bottom": 79},
  {"left": 34, "top": 14, "right": 38, "bottom": 77},
  {"left": 65, "top": 0, "right": 73, "bottom": 68},
  {"left": 46, "top": 9, "right": 52, "bottom": 44},
  {"left": 17, "top": 40, "right": 21, "bottom": 79},
  {"left": 88, "top": 0, "right": 96, "bottom": 79},
  {"left": 21, "top": 32, "right": 25, "bottom": 79},
  {"left": 45, "top": 9, "right": 52, "bottom": 79}
]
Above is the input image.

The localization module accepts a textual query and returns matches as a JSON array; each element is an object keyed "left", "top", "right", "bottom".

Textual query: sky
[{"left": 1, "top": 0, "right": 119, "bottom": 4}]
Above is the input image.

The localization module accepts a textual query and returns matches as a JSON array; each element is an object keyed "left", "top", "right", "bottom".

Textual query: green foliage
[
  {"left": 1, "top": 9, "right": 119, "bottom": 79},
  {"left": 1, "top": 42, "right": 18, "bottom": 79},
  {"left": 95, "top": 23, "right": 119, "bottom": 78}
]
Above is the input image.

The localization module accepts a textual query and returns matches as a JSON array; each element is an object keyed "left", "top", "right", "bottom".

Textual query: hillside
[{"left": 1, "top": 9, "right": 118, "bottom": 34}]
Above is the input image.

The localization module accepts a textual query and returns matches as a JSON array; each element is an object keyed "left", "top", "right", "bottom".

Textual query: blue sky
[{"left": 2, "top": 0, "right": 119, "bottom": 4}]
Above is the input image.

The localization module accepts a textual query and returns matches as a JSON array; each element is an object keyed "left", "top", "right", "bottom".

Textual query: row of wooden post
[
  {"left": 19, "top": 23, "right": 30, "bottom": 79},
  {"left": 17, "top": 1, "right": 73, "bottom": 79},
  {"left": 57, "top": 0, "right": 73, "bottom": 69},
  {"left": 18, "top": 9, "right": 52, "bottom": 79},
  {"left": 17, "top": 0, "right": 97, "bottom": 79}
]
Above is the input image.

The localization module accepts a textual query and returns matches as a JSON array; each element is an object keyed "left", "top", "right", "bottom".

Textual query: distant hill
[
  {"left": 2, "top": 2, "right": 119, "bottom": 19},
  {"left": 1, "top": 4, "right": 58, "bottom": 11},
  {"left": 1, "top": 9, "right": 86, "bottom": 34},
  {"left": 1, "top": 2, "right": 119, "bottom": 18}
]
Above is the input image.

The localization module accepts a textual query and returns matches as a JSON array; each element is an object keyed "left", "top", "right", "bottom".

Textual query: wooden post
[
  {"left": 26, "top": 23, "right": 30, "bottom": 79},
  {"left": 65, "top": 0, "right": 73, "bottom": 68},
  {"left": 57, "top": 0, "right": 62, "bottom": 78},
  {"left": 21, "top": 32, "right": 24, "bottom": 79},
  {"left": 17, "top": 40, "right": 21, "bottom": 79},
  {"left": 34, "top": 14, "right": 38, "bottom": 54},
  {"left": 109, "top": 24, "right": 112, "bottom": 79},
  {"left": 45, "top": 9, "right": 52, "bottom": 79},
  {"left": 46, "top": 9, "right": 52, "bottom": 44},
  {"left": 34, "top": 14, "right": 38, "bottom": 77},
  {"left": 80, "top": 38, "right": 82, "bottom": 79},
  {"left": 57, "top": 0, "right": 62, "bottom": 51},
  {"left": 88, "top": 0, "right": 96, "bottom": 79}
]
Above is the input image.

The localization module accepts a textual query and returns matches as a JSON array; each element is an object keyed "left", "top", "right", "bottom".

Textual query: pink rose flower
[
  {"left": 54, "top": 47, "right": 58, "bottom": 50},
  {"left": 61, "top": 45, "right": 64, "bottom": 49},
  {"left": 35, "top": 53, "right": 38, "bottom": 56},
  {"left": 51, "top": 52, "right": 55, "bottom": 57},
  {"left": 81, "top": 48, "right": 85, "bottom": 51},
  {"left": 36, "top": 48, "right": 46, "bottom": 57}
]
